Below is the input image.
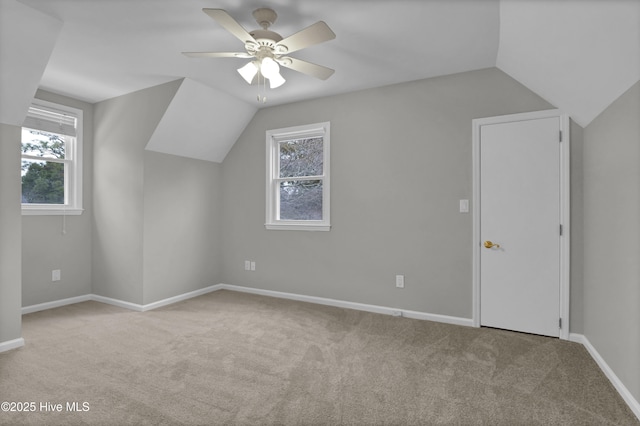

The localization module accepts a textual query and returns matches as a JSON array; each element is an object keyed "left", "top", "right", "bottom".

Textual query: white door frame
[{"left": 472, "top": 109, "right": 571, "bottom": 340}]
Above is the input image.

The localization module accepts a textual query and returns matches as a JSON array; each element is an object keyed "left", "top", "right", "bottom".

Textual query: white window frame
[
  {"left": 21, "top": 99, "right": 83, "bottom": 216},
  {"left": 266, "top": 122, "right": 330, "bottom": 231}
]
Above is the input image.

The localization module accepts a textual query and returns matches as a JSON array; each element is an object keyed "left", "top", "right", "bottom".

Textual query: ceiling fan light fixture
[
  {"left": 267, "top": 71, "right": 286, "bottom": 89},
  {"left": 260, "top": 57, "right": 279, "bottom": 79},
  {"left": 259, "top": 57, "right": 285, "bottom": 88},
  {"left": 237, "top": 61, "right": 258, "bottom": 84},
  {"left": 186, "top": 8, "right": 336, "bottom": 95}
]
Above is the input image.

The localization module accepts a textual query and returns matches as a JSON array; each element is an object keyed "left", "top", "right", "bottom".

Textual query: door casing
[{"left": 472, "top": 109, "right": 571, "bottom": 340}]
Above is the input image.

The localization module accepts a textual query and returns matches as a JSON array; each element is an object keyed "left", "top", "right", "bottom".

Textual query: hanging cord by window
[
  {"left": 61, "top": 111, "right": 67, "bottom": 236},
  {"left": 62, "top": 206, "right": 67, "bottom": 235}
]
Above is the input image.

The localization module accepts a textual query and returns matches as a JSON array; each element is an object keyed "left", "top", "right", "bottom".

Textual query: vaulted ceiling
[{"left": 2, "top": 0, "right": 639, "bottom": 162}]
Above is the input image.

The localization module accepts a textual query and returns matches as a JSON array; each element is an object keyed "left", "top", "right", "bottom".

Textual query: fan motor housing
[{"left": 249, "top": 29, "right": 283, "bottom": 47}]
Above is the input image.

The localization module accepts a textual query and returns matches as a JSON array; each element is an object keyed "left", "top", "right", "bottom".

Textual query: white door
[{"left": 477, "top": 114, "right": 564, "bottom": 337}]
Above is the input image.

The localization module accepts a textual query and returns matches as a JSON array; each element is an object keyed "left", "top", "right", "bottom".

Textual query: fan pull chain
[
  {"left": 256, "top": 71, "right": 267, "bottom": 103},
  {"left": 262, "top": 74, "right": 267, "bottom": 103},
  {"left": 257, "top": 71, "right": 267, "bottom": 104},
  {"left": 256, "top": 70, "right": 261, "bottom": 102}
]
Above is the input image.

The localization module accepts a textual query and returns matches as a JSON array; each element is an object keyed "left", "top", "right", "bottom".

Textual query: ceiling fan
[{"left": 183, "top": 8, "right": 336, "bottom": 89}]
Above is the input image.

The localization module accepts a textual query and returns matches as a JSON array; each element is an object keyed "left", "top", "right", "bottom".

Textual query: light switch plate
[{"left": 459, "top": 199, "right": 469, "bottom": 213}]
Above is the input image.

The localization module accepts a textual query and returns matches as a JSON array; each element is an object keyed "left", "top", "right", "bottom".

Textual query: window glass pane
[
  {"left": 21, "top": 128, "right": 66, "bottom": 159},
  {"left": 279, "top": 180, "right": 323, "bottom": 220},
  {"left": 279, "top": 137, "right": 323, "bottom": 178},
  {"left": 21, "top": 159, "right": 65, "bottom": 204}
]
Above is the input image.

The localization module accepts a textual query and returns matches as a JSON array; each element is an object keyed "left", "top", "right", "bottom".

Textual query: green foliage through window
[{"left": 21, "top": 129, "right": 66, "bottom": 204}]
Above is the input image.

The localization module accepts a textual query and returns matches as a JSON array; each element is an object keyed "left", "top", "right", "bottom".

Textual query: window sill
[
  {"left": 265, "top": 223, "right": 330, "bottom": 232},
  {"left": 22, "top": 208, "right": 84, "bottom": 216}
]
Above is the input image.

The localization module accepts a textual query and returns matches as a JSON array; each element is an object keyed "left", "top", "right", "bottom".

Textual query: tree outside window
[
  {"left": 266, "top": 122, "right": 330, "bottom": 231},
  {"left": 21, "top": 100, "right": 83, "bottom": 215},
  {"left": 278, "top": 137, "right": 324, "bottom": 220},
  {"left": 21, "top": 129, "right": 66, "bottom": 204}
]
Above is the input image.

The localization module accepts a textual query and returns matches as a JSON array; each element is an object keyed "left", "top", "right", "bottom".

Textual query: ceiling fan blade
[
  {"left": 182, "top": 52, "right": 253, "bottom": 59},
  {"left": 202, "top": 8, "right": 257, "bottom": 45},
  {"left": 275, "top": 21, "right": 335, "bottom": 54},
  {"left": 279, "top": 57, "right": 335, "bottom": 80}
]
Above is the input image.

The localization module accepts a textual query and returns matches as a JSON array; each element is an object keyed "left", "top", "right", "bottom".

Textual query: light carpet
[{"left": 0, "top": 289, "right": 637, "bottom": 425}]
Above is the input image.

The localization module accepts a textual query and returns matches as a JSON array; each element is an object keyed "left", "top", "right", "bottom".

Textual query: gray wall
[
  {"left": 0, "top": 123, "right": 22, "bottom": 344},
  {"left": 583, "top": 80, "right": 640, "bottom": 401},
  {"left": 92, "top": 80, "right": 181, "bottom": 304},
  {"left": 93, "top": 79, "right": 223, "bottom": 305},
  {"left": 21, "top": 90, "right": 94, "bottom": 307},
  {"left": 15, "top": 68, "right": 586, "bottom": 334},
  {"left": 142, "top": 151, "right": 223, "bottom": 304},
  {"left": 221, "top": 67, "right": 564, "bottom": 319}
]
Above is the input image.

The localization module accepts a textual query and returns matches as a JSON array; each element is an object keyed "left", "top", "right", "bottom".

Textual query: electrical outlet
[
  {"left": 52, "top": 269, "right": 61, "bottom": 282},
  {"left": 395, "top": 275, "right": 404, "bottom": 288},
  {"left": 250, "top": 261, "right": 256, "bottom": 271},
  {"left": 244, "top": 260, "right": 251, "bottom": 271}
]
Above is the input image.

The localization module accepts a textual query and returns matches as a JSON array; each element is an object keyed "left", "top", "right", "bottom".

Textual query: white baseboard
[
  {"left": 22, "top": 284, "right": 474, "bottom": 326},
  {"left": 91, "top": 294, "right": 145, "bottom": 312},
  {"left": 23, "top": 285, "right": 224, "bottom": 315},
  {"left": 217, "top": 284, "right": 474, "bottom": 327},
  {"left": 138, "top": 284, "right": 223, "bottom": 311},
  {"left": 570, "top": 333, "right": 640, "bottom": 421},
  {"left": 22, "top": 295, "right": 92, "bottom": 315},
  {"left": 0, "top": 337, "right": 25, "bottom": 353}
]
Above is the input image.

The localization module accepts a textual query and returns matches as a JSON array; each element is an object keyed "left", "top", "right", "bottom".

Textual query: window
[
  {"left": 266, "top": 122, "right": 330, "bottom": 231},
  {"left": 21, "top": 100, "right": 83, "bottom": 215}
]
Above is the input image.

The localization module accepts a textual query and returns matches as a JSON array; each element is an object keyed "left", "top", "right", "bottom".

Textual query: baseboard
[
  {"left": 569, "top": 333, "right": 640, "bottom": 421},
  {"left": 91, "top": 294, "right": 145, "bottom": 312},
  {"left": 218, "top": 284, "right": 474, "bottom": 327},
  {"left": 138, "top": 284, "right": 223, "bottom": 311},
  {"left": 22, "top": 294, "right": 92, "bottom": 315},
  {"left": 22, "top": 285, "right": 472, "bottom": 328},
  {"left": 22, "top": 285, "right": 224, "bottom": 315},
  {"left": 0, "top": 337, "right": 25, "bottom": 353}
]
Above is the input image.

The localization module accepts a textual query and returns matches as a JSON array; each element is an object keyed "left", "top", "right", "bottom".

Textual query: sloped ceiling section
[
  {"left": 497, "top": 0, "right": 640, "bottom": 128},
  {"left": 0, "top": 0, "right": 62, "bottom": 126},
  {"left": 4, "top": 0, "right": 639, "bottom": 157},
  {"left": 146, "top": 78, "right": 257, "bottom": 163}
]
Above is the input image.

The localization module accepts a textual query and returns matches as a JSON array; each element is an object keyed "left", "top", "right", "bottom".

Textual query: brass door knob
[{"left": 484, "top": 240, "right": 500, "bottom": 249}]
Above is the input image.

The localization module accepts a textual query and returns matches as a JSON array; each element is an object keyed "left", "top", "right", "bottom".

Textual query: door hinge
[
  {"left": 559, "top": 224, "right": 563, "bottom": 236},
  {"left": 559, "top": 130, "right": 563, "bottom": 142},
  {"left": 559, "top": 318, "right": 562, "bottom": 329}
]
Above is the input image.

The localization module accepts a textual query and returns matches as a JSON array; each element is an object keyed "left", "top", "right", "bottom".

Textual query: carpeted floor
[{"left": 0, "top": 289, "right": 638, "bottom": 425}]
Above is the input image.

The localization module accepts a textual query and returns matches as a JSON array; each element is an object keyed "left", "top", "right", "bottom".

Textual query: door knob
[{"left": 484, "top": 240, "right": 500, "bottom": 249}]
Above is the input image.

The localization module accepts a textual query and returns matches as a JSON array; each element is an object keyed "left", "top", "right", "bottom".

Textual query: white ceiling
[
  {"left": 0, "top": 0, "right": 62, "bottom": 126},
  {"left": 14, "top": 0, "right": 500, "bottom": 105},
  {"left": 497, "top": 0, "right": 640, "bottom": 128},
  {"left": 146, "top": 78, "right": 256, "bottom": 162},
  {"left": 3, "top": 0, "right": 639, "bottom": 162}
]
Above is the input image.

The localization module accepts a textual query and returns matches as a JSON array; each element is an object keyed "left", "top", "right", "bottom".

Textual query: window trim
[
  {"left": 265, "top": 122, "right": 330, "bottom": 231},
  {"left": 21, "top": 99, "right": 83, "bottom": 216}
]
